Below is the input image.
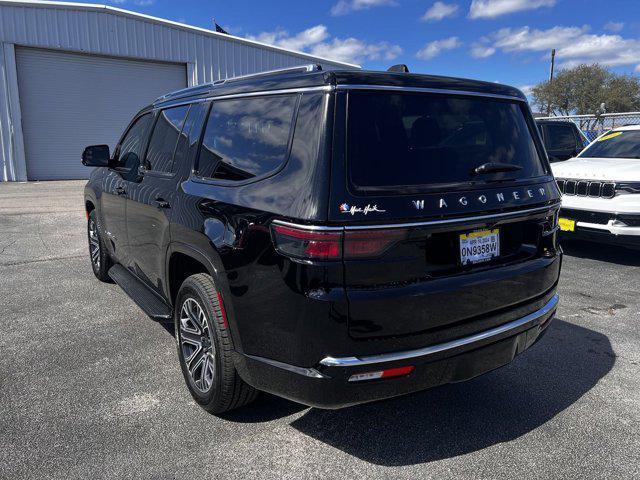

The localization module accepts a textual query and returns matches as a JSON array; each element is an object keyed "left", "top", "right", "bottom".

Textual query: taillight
[
  {"left": 542, "top": 210, "right": 559, "bottom": 234},
  {"left": 271, "top": 224, "right": 342, "bottom": 260},
  {"left": 344, "top": 228, "right": 407, "bottom": 258},
  {"left": 271, "top": 222, "right": 407, "bottom": 261}
]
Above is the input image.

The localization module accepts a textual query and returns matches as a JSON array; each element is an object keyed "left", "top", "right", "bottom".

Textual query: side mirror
[{"left": 82, "top": 145, "right": 110, "bottom": 167}]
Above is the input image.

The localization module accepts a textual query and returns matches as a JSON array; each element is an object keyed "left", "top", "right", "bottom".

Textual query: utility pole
[{"left": 547, "top": 49, "right": 556, "bottom": 116}]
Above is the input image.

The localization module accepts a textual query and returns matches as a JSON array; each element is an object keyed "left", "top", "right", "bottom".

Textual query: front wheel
[
  {"left": 87, "top": 210, "right": 112, "bottom": 282},
  {"left": 175, "top": 273, "right": 258, "bottom": 414}
]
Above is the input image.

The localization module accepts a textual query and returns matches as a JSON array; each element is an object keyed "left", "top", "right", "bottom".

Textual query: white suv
[{"left": 551, "top": 125, "right": 640, "bottom": 248}]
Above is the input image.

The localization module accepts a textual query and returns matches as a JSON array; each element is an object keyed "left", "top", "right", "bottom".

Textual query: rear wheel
[
  {"left": 175, "top": 273, "right": 258, "bottom": 414},
  {"left": 87, "top": 210, "right": 112, "bottom": 282}
]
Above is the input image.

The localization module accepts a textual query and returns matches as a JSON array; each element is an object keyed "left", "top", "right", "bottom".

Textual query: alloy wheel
[
  {"left": 179, "top": 297, "right": 216, "bottom": 393},
  {"left": 88, "top": 217, "right": 100, "bottom": 269}
]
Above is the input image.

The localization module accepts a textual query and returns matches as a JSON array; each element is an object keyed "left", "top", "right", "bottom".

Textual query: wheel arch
[
  {"left": 165, "top": 242, "right": 244, "bottom": 352},
  {"left": 83, "top": 183, "right": 100, "bottom": 221}
]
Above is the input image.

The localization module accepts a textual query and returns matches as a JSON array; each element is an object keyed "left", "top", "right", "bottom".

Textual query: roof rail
[
  {"left": 154, "top": 83, "right": 215, "bottom": 104},
  {"left": 154, "top": 64, "right": 322, "bottom": 105},
  {"left": 212, "top": 64, "right": 322, "bottom": 86}
]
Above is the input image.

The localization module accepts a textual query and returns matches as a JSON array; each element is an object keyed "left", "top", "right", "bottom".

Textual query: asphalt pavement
[{"left": 1, "top": 180, "right": 638, "bottom": 479}]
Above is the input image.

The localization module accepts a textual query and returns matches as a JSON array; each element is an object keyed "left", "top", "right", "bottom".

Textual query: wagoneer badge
[{"left": 412, "top": 187, "right": 547, "bottom": 210}]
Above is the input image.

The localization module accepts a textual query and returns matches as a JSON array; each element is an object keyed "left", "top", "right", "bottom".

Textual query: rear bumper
[{"left": 234, "top": 293, "right": 558, "bottom": 409}]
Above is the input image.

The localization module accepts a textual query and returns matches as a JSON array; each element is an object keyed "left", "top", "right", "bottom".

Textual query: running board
[{"left": 108, "top": 264, "right": 172, "bottom": 321}]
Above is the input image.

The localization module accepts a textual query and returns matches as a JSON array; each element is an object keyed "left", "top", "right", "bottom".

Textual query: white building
[{"left": 0, "top": 0, "right": 356, "bottom": 181}]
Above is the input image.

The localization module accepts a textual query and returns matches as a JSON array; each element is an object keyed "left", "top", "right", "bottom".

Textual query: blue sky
[{"left": 101, "top": 0, "right": 639, "bottom": 93}]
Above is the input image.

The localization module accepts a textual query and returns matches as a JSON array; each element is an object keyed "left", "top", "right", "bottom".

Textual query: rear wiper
[{"left": 473, "top": 162, "right": 523, "bottom": 174}]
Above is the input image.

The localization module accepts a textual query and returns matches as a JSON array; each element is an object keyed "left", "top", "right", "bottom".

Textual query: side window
[
  {"left": 544, "top": 124, "right": 577, "bottom": 151},
  {"left": 118, "top": 113, "right": 153, "bottom": 170},
  {"left": 197, "top": 95, "right": 298, "bottom": 181},
  {"left": 172, "top": 104, "right": 198, "bottom": 170},
  {"left": 145, "top": 105, "right": 191, "bottom": 173}
]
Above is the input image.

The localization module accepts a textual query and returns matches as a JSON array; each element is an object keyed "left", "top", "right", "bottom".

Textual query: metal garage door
[{"left": 15, "top": 48, "right": 187, "bottom": 180}]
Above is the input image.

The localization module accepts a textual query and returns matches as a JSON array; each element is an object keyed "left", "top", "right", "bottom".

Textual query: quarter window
[
  {"left": 145, "top": 106, "right": 191, "bottom": 173},
  {"left": 197, "top": 95, "right": 297, "bottom": 181}
]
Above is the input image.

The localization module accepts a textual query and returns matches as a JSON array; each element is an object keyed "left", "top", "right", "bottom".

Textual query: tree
[{"left": 531, "top": 64, "right": 640, "bottom": 116}]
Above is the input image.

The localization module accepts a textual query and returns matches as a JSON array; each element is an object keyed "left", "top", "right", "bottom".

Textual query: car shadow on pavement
[
  {"left": 561, "top": 239, "right": 640, "bottom": 266},
  {"left": 285, "top": 319, "right": 614, "bottom": 466}
]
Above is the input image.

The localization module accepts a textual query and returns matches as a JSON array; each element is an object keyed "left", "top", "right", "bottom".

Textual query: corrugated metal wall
[{"left": 0, "top": 0, "right": 355, "bottom": 181}]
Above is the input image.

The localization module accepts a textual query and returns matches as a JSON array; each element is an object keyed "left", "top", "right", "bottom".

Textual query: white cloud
[
  {"left": 470, "top": 44, "right": 496, "bottom": 58},
  {"left": 249, "top": 25, "right": 329, "bottom": 52},
  {"left": 247, "top": 25, "right": 401, "bottom": 65},
  {"left": 416, "top": 37, "right": 461, "bottom": 60},
  {"left": 422, "top": 2, "right": 459, "bottom": 22},
  {"left": 557, "top": 34, "right": 640, "bottom": 69},
  {"left": 604, "top": 21, "right": 624, "bottom": 33},
  {"left": 312, "top": 39, "right": 402, "bottom": 64},
  {"left": 492, "top": 26, "right": 587, "bottom": 53},
  {"left": 330, "top": 0, "right": 397, "bottom": 16},
  {"left": 470, "top": 25, "right": 640, "bottom": 71},
  {"left": 134, "top": 0, "right": 154, "bottom": 5},
  {"left": 469, "top": 0, "right": 555, "bottom": 19}
]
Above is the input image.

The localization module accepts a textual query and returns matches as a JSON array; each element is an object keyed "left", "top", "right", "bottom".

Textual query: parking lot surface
[{"left": 1, "top": 181, "right": 639, "bottom": 479}]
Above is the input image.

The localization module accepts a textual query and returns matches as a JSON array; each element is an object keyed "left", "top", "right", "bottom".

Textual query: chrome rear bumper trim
[
  {"left": 272, "top": 203, "right": 560, "bottom": 232},
  {"left": 320, "top": 294, "right": 559, "bottom": 367}
]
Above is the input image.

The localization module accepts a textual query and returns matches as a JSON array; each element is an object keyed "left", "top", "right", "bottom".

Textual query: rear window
[
  {"left": 543, "top": 124, "right": 578, "bottom": 150},
  {"left": 347, "top": 91, "right": 546, "bottom": 192}
]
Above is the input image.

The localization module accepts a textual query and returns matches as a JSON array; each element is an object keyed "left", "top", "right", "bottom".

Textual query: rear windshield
[
  {"left": 347, "top": 91, "right": 546, "bottom": 192},
  {"left": 579, "top": 130, "right": 640, "bottom": 159}
]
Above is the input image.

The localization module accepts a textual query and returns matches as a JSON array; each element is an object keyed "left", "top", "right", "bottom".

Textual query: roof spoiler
[{"left": 387, "top": 64, "right": 409, "bottom": 73}]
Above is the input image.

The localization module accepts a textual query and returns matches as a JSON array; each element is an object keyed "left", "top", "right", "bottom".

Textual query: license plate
[
  {"left": 460, "top": 229, "right": 500, "bottom": 265},
  {"left": 558, "top": 217, "right": 575, "bottom": 232}
]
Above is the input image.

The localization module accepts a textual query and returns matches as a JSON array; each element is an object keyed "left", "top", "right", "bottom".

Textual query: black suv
[
  {"left": 83, "top": 65, "right": 562, "bottom": 413},
  {"left": 536, "top": 119, "right": 589, "bottom": 162}
]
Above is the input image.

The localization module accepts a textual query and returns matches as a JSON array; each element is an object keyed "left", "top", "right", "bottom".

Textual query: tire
[
  {"left": 175, "top": 273, "right": 258, "bottom": 414},
  {"left": 87, "top": 209, "right": 112, "bottom": 282}
]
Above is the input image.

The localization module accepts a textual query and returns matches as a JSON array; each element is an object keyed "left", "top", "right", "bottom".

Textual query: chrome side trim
[
  {"left": 271, "top": 219, "right": 344, "bottom": 231},
  {"left": 320, "top": 294, "right": 559, "bottom": 367},
  {"left": 335, "top": 84, "right": 525, "bottom": 102},
  {"left": 243, "top": 353, "right": 328, "bottom": 378},
  {"left": 271, "top": 203, "right": 560, "bottom": 232}
]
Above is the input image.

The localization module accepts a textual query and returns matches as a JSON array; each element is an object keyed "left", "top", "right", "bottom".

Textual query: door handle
[
  {"left": 154, "top": 197, "right": 171, "bottom": 209},
  {"left": 115, "top": 186, "right": 126, "bottom": 196}
]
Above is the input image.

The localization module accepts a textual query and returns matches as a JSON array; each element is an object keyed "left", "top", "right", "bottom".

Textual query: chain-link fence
[{"left": 536, "top": 112, "right": 640, "bottom": 142}]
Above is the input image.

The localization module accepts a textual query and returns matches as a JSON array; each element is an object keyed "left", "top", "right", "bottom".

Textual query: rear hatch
[{"left": 330, "top": 87, "right": 560, "bottom": 339}]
